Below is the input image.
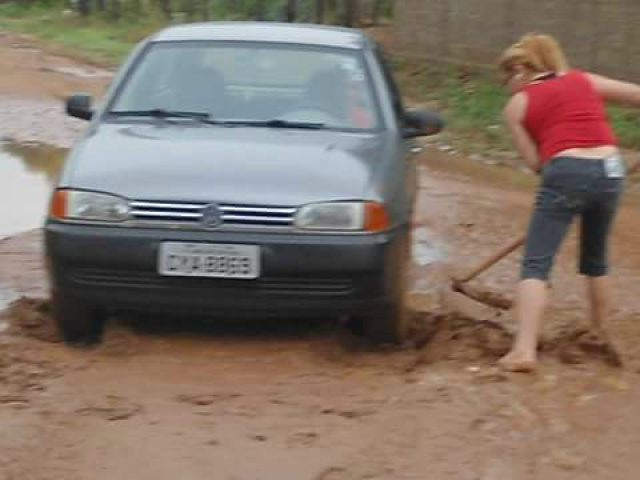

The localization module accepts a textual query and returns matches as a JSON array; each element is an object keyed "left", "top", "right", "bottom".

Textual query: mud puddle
[
  {"left": 0, "top": 97, "right": 89, "bottom": 147},
  {"left": 0, "top": 285, "right": 18, "bottom": 309},
  {"left": 0, "top": 140, "right": 66, "bottom": 239},
  {"left": 0, "top": 285, "right": 18, "bottom": 333},
  {"left": 39, "top": 65, "right": 112, "bottom": 79},
  {"left": 412, "top": 226, "right": 448, "bottom": 267}
]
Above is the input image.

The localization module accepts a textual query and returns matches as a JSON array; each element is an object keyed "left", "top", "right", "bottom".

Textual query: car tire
[
  {"left": 362, "top": 299, "right": 409, "bottom": 344},
  {"left": 361, "top": 228, "right": 411, "bottom": 344},
  {"left": 52, "top": 292, "right": 105, "bottom": 345}
]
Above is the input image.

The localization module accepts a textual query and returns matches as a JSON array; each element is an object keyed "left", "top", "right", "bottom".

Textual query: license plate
[{"left": 158, "top": 242, "right": 260, "bottom": 279}]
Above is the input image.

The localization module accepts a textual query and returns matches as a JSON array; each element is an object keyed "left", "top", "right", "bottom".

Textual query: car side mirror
[
  {"left": 403, "top": 107, "right": 445, "bottom": 138},
  {"left": 66, "top": 93, "right": 94, "bottom": 121}
]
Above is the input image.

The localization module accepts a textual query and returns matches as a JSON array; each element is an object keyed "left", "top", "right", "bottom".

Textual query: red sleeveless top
[{"left": 523, "top": 70, "right": 617, "bottom": 164}]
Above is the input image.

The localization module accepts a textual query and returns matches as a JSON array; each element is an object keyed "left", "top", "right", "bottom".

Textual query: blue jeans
[{"left": 521, "top": 156, "right": 624, "bottom": 281}]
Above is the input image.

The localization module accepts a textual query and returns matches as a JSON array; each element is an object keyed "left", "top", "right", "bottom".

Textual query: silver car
[{"left": 45, "top": 22, "right": 444, "bottom": 345}]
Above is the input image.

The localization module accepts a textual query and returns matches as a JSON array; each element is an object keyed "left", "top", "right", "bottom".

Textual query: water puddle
[
  {"left": 0, "top": 285, "right": 17, "bottom": 307},
  {"left": 410, "top": 227, "right": 449, "bottom": 303},
  {"left": 0, "top": 285, "right": 18, "bottom": 332},
  {"left": 412, "top": 226, "right": 448, "bottom": 267},
  {"left": 41, "top": 65, "right": 113, "bottom": 79},
  {"left": 0, "top": 140, "right": 66, "bottom": 239}
]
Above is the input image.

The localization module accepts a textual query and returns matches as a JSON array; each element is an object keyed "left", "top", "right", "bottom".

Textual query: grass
[
  {"left": 1, "top": 4, "right": 639, "bottom": 156},
  {"left": 0, "top": 3, "right": 164, "bottom": 65},
  {"left": 393, "top": 59, "right": 509, "bottom": 152},
  {"left": 606, "top": 106, "right": 640, "bottom": 149},
  {"left": 393, "top": 56, "right": 640, "bottom": 156}
]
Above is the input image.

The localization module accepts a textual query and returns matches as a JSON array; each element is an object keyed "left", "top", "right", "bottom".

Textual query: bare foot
[{"left": 498, "top": 350, "right": 537, "bottom": 373}]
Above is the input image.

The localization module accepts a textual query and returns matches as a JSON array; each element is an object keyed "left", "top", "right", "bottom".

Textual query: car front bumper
[{"left": 44, "top": 222, "right": 407, "bottom": 317}]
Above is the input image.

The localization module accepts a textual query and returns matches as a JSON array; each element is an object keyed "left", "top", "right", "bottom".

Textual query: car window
[
  {"left": 375, "top": 45, "right": 405, "bottom": 121},
  {"left": 109, "top": 41, "right": 382, "bottom": 131}
]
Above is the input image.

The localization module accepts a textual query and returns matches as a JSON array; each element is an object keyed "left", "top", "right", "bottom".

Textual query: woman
[{"left": 497, "top": 33, "right": 640, "bottom": 372}]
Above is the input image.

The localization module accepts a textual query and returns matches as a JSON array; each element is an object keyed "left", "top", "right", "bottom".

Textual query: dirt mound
[
  {"left": 542, "top": 328, "right": 624, "bottom": 367},
  {"left": 5, "top": 297, "right": 60, "bottom": 343},
  {"left": 407, "top": 310, "right": 624, "bottom": 370},
  {"left": 94, "top": 317, "right": 142, "bottom": 356},
  {"left": 409, "top": 312, "right": 513, "bottom": 367}
]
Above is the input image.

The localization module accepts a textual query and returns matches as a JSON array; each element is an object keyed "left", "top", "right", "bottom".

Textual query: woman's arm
[
  {"left": 503, "top": 93, "right": 541, "bottom": 172},
  {"left": 586, "top": 73, "right": 640, "bottom": 107}
]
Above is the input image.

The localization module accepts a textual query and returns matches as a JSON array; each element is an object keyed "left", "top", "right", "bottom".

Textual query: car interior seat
[
  {"left": 301, "top": 67, "right": 349, "bottom": 124},
  {"left": 171, "top": 56, "right": 230, "bottom": 116}
]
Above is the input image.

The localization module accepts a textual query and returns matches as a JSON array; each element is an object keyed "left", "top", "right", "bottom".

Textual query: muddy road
[{"left": 2, "top": 31, "right": 640, "bottom": 480}]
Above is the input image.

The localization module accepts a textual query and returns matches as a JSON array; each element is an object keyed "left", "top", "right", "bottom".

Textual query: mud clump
[
  {"left": 409, "top": 312, "right": 513, "bottom": 368},
  {"left": 5, "top": 297, "right": 60, "bottom": 343},
  {"left": 95, "top": 318, "right": 141, "bottom": 356},
  {"left": 4, "top": 299, "right": 141, "bottom": 354},
  {"left": 542, "top": 328, "right": 623, "bottom": 368},
  {"left": 0, "top": 341, "right": 55, "bottom": 394},
  {"left": 410, "top": 313, "right": 624, "bottom": 369}
]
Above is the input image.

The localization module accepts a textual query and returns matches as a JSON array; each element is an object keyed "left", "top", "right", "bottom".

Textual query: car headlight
[
  {"left": 295, "top": 201, "right": 389, "bottom": 232},
  {"left": 49, "top": 189, "right": 130, "bottom": 222}
]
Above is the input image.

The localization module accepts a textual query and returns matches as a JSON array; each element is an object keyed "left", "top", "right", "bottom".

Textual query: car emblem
[{"left": 201, "top": 203, "right": 223, "bottom": 227}]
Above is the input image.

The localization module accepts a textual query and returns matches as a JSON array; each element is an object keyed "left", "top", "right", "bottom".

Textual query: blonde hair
[{"left": 498, "top": 33, "right": 569, "bottom": 74}]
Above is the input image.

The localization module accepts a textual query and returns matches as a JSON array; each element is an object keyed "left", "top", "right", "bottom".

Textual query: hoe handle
[{"left": 455, "top": 234, "right": 526, "bottom": 284}]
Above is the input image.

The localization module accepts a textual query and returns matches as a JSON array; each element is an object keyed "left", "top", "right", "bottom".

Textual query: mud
[
  {"left": 0, "top": 337, "right": 57, "bottom": 395},
  {"left": 0, "top": 31, "right": 110, "bottom": 148},
  {"left": 5, "top": 297, "right": 60, "bottom": 343},
  {"left": 2, "top": 30, "right": 640, "bottom": 480}
]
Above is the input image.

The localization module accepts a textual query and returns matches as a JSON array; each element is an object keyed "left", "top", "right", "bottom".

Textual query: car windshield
[{"left": 109, "top": 41, "right": 382, "bottom": 131}]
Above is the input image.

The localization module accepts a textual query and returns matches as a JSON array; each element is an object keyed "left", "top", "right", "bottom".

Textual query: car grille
[
  {"left": 129, "top": 200, "right": 296, "bottom": 228},
  {"left": 73, "top": 268, "right": 354, "bottom": 295}
]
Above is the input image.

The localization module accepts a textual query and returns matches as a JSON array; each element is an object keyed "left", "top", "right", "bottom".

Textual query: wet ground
[
  {"left": 2, "top": 30, "right": 640, "bottom": 480},
  {"left": 0, "top": 141, "right": 66, "bottom": 239}
]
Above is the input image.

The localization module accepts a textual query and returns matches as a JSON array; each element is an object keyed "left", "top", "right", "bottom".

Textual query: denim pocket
[
  {"left": 542, "top": 172, "right": 593, "bottom": 202},
  {"left": 542, "top": 160, "right": 597, "bottom": 194}
]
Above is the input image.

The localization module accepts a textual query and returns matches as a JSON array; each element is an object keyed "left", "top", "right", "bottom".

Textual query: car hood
[{"left": 64, "top": 123, "right": 391, "bottom": 206}]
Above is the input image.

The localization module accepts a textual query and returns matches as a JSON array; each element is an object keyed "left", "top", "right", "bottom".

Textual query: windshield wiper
[
  {"left": 108, "top": 109, "right": 215, "bottom": 123},
  {"left": 108, "top": 111, "right": 326, "bottom": 130},
  {"left": 218, "top": 119, "right": 326, "bottom": 130}
]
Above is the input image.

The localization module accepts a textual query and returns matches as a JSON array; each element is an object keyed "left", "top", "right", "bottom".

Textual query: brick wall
[{"left": 394, "top": 0, "right": 640, "bottom": 81}]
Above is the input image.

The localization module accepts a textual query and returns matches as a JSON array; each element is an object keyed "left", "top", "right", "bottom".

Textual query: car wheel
[
  {"left": 52, "top": 292, "right": 105, "bottom": 345},
  {"left": 362, "top": 299, "right": 409, "bottom": 344},
  {"left": 362, "top": 228, "right": 411, "bottom": 344}
]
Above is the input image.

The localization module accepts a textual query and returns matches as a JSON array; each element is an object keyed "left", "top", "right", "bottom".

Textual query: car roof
[{"left": 150, "top": 22, "right": 371, "bottom": 50}]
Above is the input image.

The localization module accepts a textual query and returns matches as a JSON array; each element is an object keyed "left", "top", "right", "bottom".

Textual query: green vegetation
[
  {"left": 393, "top": 59, "right": 511, "bottom": 154},
  {"left": 0, "top": 2, "right": 638, "bottom": 154},
  {"left": 394, "top": 57, "right": 640, "bottom": 154},
  {"left": 0, "top": 0, "right": 391, "bottom": 65},
  {"left": 605, "top": 106, "right": 640, "bottom": 150},
  {"left": 0, "top": 3, "right": 156, "bottom": 64}
]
